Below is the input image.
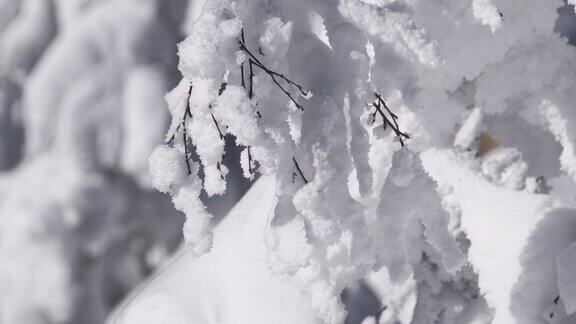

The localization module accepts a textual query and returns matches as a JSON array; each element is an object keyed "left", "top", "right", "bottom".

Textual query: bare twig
[
  {"left": 182, "top": 121, "right": 192, "bottom": 175},
  {"left": 247, "top": 146, "right": 254, "bottom": 174},
  {"left": 166, "top": 80, "right": 229, "bottom": 178},
  {"left": 239, "top": 34, "right": 308, "bottom": 110},
  {"left": 248, "top": 60, "right": 254, "bottom": 99},
  {"left": 554, "top": 295, "right": 560, "bottom": 305},
  {"left": 167, "top": 85, "right": 194, "bottom": 144},
  {"left": 240, "top": 61, "right": 246, "bottom": 90},
  {"left": 292, "top": 156, "right": 308, "bottom": 184},
  {"left": 218, "top": 81, "right": 227, "bottom": 95},
  {"left": 185, "top": 86, "right": 193, "bottom": 117},
  {"left": 371, "top": 92, "right": 410, "bottom": 147},
  {"left": 240, "top": 44, "right": 307, "bottom": 96},
  {"left": 211, "top": 113, "right": 225, "bottom": 140},
  {"left": 216, "top": 161, "right": 225, "bottom": 180}
]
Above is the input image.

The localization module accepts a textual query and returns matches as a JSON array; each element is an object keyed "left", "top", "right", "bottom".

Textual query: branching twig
[
  {"left": 166, "top": 81, "right": 229, "bottom": 176},
  {"left": 239, "top": 30, "right": 308, "bottom": 111},
  {"left": 167, "top": 85, "right": 193, "bottom": 144},
  {"left": 371, "top": 92, "right": 410, "bottom": 147},
  {"left": 170, "top": 31, "right": 313, "bottom": 183},
  {"left": 241, "top": 45, "right": 307, "bottom": 96}
]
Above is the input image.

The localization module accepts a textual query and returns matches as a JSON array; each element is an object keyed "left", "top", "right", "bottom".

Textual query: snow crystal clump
[
  {"left": 471, "top": 0, "right": 503, "bottom": 33},
  {"left": 149, "top": 145, "right": 187, "bottom": 194}
]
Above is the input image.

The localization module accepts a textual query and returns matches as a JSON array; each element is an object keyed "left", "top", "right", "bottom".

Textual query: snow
[
  {"left": 0, "top": 0, "right": 55, "bottom": 76},
  {"left": 471, "top": 0, "right": 503, "bottom": 33},
  {"left": 2, "top": 0, "right": 576, "bottom": 323},
  {"left": 558, "top": 242, "right": 576, "bottom": 314},
  {"left": 149, "top": 0, "right": 576, "bottom": 321},
  {"left": 481, "top": 148, "right": 529, "bottom": 190},
  {"left": 121, "top": 67, "right": 171, "bottom": 185},
  {"left": 109, "top": 176, "right": 320, "bottom": 324},
  {"left": 421, "top": 148, "right": 576, "bottom": 323},
  {"left": 0, "top": 1, "right": 190, "bottom": 322},
  {"left": 374, "top": 150, "right": 465, "bottom": 281},
  {"left": 338, "top": 0, "right": 441, "bottom": 67},
  {"left": 265, "top": 215, "right": 313, "bottom": 274},
  {"left": 454, "top": 107, "right": 483, "bottom": 150},
  {"left": 0, "top": 155, "right": 183, "bottom": 324},
  {"left": 149, "top": 145, "right": 187, "bottom": 194},
  {"left": 542, "top": 99, "right": 576, "bottom": 183}
]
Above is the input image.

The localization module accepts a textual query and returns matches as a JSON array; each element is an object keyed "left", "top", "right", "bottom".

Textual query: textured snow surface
[
  {"left": 110, "top": 176, "right": 320, "bottom": 324},
  {"left": 422, "top": 148, "right": 576, "bottom": 323}
]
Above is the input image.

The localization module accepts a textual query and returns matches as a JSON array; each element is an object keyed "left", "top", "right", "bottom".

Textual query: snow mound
[
  {"left": 109, "top": 175, "right": 320, "bottom": 324},
  {"left": 422, "top": 148, "right": 576, "bottom": 323}
]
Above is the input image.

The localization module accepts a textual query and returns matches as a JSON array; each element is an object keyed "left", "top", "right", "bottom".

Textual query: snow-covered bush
[{"left": 148, "top": 0, "right": 576, "bottom": 323}]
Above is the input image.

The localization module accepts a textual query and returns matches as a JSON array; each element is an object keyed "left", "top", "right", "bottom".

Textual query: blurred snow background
[
  {"left": 0, "top": 0, "right": 251, "bottom": 323},
  {"left": 0, "top": 0, "right": 575, "bottom": 323}
]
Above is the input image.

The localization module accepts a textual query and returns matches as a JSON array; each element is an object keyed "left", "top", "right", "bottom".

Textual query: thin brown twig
[
  {"left": 371, "top": 92, "right": 410, "bottom": 147},
  {"left": 208, "top": 81, "right": 228, "bottom": 142},
  {"left": 240, "top": 42, "right": 307, "bottom": 95},
  {"left": 167, "top": 81, "right": 230, "bottom": 177},
  {"left": 239, "top": 39, "right": 307, "bottom": 111},
  {"left": 240, "top": 61, "right": 246, "bottom": 90},
  {"left": 248, "top": 60, "right": 254, "bottom": 99},
  {"left": 247, "top": 146, "right": 254, "bottom": 174},
  {"left": 215, "top": 161, "right": 225, "bottom": 180},
  {"left": 218, "top": 82, "right": 227, "bottom": 95},
  {"left": 185, "top": 85, "right": 193, "bottom": 117},
  {"left": 211, "top": 113, "right": 225, "bottom": 140},
  {"left": 292, "top": 156, "right": 308, "bottom": 184},
  {"left": 182, "top": 121, "right": 192, "bottom": 175},
  {"left": 167, "top": 85, "right": 194, "bottom": 144}
]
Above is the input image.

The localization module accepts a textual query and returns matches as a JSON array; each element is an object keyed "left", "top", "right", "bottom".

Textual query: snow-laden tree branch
[{"left": 144, "top": 0, "right": 576, "bottom": 323}]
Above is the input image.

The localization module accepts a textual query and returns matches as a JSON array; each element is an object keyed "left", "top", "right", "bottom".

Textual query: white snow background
[{"left": 1, "top": 1, "right": 576, "bottom": 324}]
